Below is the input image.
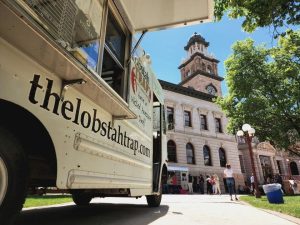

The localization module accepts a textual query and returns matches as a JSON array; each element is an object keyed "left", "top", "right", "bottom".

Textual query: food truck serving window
[
  {"left": 105, "top": 11, "right": 126, "bottom": 65},
  {"left": 101, "top": 10, "right": 128, "bottom": 98},
  {"left": 23, "top": 0, "right": 105, "bottom": 71},
  {"left": 20, "top": 0, "right": 129, "bottom": 100}
]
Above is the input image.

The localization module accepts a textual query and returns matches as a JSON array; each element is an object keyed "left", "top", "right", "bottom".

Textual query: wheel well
[{"left": 0, "top": 100, "right": 57, "bottom": 186}]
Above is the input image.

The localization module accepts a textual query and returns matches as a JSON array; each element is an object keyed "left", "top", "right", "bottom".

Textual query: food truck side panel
[{"left": 0, "top": 36, "right": 154, "bottom": 195}]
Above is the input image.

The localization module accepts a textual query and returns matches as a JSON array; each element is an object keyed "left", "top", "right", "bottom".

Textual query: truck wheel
[
  {"left": 146, "top": 183, "right": 162, "bottom": 207},
  {"left": 71, "top": 190, "right": 92, "bottom": 206},
  {"left": 0, "top": 127, "right": 28, "bottom": 223}
]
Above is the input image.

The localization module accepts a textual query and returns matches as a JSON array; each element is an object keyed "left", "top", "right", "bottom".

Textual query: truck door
[{"left": 152, "top": 95, "right": 163, "bottom": 192}]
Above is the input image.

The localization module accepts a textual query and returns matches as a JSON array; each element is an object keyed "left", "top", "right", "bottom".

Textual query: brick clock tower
[{"left": 178, "top": 32, "right": 223, "bottom": 96}]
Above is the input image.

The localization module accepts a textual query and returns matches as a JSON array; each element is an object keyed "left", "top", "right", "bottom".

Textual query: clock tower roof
[
  {"left": 184, "top": 32, "right": 209, "bottom": 51},
  {"left": 178, "top": 33, "right": 223, "bottom": 97}
]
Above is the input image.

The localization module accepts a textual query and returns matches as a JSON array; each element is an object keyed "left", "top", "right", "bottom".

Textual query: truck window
[
  {"left": 23, "top": 0, "right": 104, "bottom": 71},
  {"left": 153, "top": 103, "right": 161, "bottom": 134},
  {"left": 21, "top": 0, "right": 128, "bottom": 99},
  {"left": 105, "top": 11, "right": 126, "bottom": 65},
  {"left": 101, "top": 10, "right": 127, "bottom": 98}
]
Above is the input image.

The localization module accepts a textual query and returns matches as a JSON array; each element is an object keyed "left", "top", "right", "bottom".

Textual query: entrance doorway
[{"left": 259, "top": 155, "right": 273, "bottom": 182}]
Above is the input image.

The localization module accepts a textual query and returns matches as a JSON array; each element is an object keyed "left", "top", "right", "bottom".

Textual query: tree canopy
[
  {"left": 216, "top": 30, "right": 300, "bottom": 154},
  {"left": 214, "top": 0, "right": 300, "bottom": 35}
]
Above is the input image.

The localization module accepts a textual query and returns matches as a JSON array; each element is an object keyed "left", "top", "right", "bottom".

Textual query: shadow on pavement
[{"left": 15, "top": 203, "right": 169, "bottom": 225}]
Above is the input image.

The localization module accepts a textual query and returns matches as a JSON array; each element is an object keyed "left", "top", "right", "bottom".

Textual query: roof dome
[{"left": 184, "top": 32, "right": 209, "bottom": 50}]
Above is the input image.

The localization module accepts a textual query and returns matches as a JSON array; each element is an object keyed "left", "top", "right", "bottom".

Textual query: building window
[
  {"left": 200, "top": 114, "right": 208, "bottom": 130},
  {"left": 167, "top": 107, "right": 174, "bottom": 130},
  {"left": 215, "top": 118, "right": 222, "bottom": 133},
  {"left": 259, "top": 155, "right": 273, "bottom": 181},
  {"left": 239, "top": 155, "right": 246, "bottom": 173},
  {"left": 207, "top": 65, "right": 212, "bottom": 74},
  {"left": 167, "top": 140, "right": 177, "bottom": 163},
  {"left": 203, "top": 145, "right": 212, "bottom": 166},
  {"left": 184, "top": 111, "right": 192, "bottom": 127},
  {"left": 290, "top": 161, "right": 300, "bottom": 175},
  {"left": 219, "top": 148, "right": 226, "bottom": 167},
  {"left": 276, "top": 160, "right": 282, "bottom": 174},
  {"left": 187, "top": 70, "right": 192, "bottom": 76},
  {"left": 186, "top": 143, "right": 195, "bottom": 164}
]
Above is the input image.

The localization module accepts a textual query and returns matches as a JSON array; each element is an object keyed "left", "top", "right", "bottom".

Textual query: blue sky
[{"left": 140, "top": 16, "right": 280, "bottom": 95}]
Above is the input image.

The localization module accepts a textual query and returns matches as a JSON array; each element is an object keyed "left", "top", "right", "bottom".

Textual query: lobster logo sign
[
  {"left": 129, "top": 57, "right": 153, "bottom": 131},
  {"left": 130, "top": 57, "right": 152, "bottom": 102}
]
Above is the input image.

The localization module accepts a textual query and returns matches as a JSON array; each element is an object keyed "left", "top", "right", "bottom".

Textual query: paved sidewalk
[
  {"left": 18, "top": 194, "right": 300, "bottom": 225},
  {"left": 155, "top": 194, "right": 300, "bottom": 225}
]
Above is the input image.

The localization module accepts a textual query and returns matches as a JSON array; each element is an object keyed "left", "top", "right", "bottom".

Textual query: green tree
[
  {"left": 214, "top": 0, "right": 300, "bottom": 34},
  {"left": 216, "top": 30, "right": 300, "bottom": 154}
]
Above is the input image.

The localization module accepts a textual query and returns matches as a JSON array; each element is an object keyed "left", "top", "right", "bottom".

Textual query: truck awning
[
  {"left": 168, "top": 166, "right": 189, "bottom": 172},
  {"left": 115, "top": 0, "right": 214, "bottom": 32}
]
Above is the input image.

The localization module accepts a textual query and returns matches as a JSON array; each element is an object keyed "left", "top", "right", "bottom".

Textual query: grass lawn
[
  {"left": 240, "top": 195, "right": 300, "bottom": 218},
  {"left": 24, "top": 195, "right": 72, "bottom": 208}
]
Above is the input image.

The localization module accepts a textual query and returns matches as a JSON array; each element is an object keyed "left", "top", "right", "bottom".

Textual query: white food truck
[{"left": 0, "top": 0, "right": 213, "bottom": 222}]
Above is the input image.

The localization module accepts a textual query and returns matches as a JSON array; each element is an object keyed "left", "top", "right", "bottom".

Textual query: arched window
[
  {"left": 207, "top": 65, "right": 212, "bottom": 74},
  {"left": 203, "top": 145, "right": 212, "bottom": 166},
  {"left": 219, "top": 148, "right": 226, "bottom": 167},
  {"left": 186, "top": 143, "right": 195, "bottom": 164},
  {"left": 167, "top": 140, "right": 177, "bottom": 163},
  {"left": 290, "top": 161, "right": 299, "bottom": 175}
]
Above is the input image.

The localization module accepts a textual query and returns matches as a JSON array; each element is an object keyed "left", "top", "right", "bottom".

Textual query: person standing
[
  {"left": 213, "top": 174, "right": 221, "bottom": 195},
  {"left": 172, "top": 173, "right": 180, "bottom": 194},
  {"left": 166, "top": 174, "right": 173, "bottom": 193},
  {"left": 199, "top": 174, "right": 205, "bottom": 194},
  {"left": 193, "top": 176, "right": 199, "bottom": 193},
  {"left": 250, "top": 173, "right": 255, "bottom": 195},
  {"left": 188, "top": 174, "right": 193, "bottom": 193},
  {"left": 274, "top": 173, "right": 284, "bottom": 193},
  {"left": 223, "top": 163, "right": 238, "bottom": 201},
  {"left": 206, "top": 175, "right": 213, "bottom": 194},
  {"left": 210, "top": 175, "right": 216, "bottom": 194}
]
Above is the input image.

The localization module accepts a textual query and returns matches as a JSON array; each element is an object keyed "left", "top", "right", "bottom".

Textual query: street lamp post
[{"left": 237, "top": 124, "right": 261, "bottom": 198}]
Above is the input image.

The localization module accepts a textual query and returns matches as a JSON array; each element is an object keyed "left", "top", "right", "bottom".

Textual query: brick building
[
  {"left": 159, "top": 33, "right": 300, "bottom": 194},
  {"left": 160, "top": 33, "right": 244, "bottom": 193}
]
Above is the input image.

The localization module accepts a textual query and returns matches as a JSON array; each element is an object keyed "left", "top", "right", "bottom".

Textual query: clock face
[{"left": 207, "top": 85, "right": 216, "bottom": 95}]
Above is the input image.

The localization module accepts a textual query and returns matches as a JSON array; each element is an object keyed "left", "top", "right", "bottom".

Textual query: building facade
[
  {"left": 160, "top": 33, "right": 244, "bottom": 193},
  {"left": 160, "top": 33, "right": 300, "bottom": 194},
  {"left": 238, "top": 139, "right": 300, "bottom": 185}
]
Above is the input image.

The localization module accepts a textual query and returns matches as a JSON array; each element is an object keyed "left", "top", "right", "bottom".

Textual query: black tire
[
  {"left": 71, "top": 190, "right": 92, "bottom": 206},
  {"left": 146, "top": 181, "right": 162, "bottom": 207},
  {"left": 0, "top": 127, "right": 28, "bottom": 224}
]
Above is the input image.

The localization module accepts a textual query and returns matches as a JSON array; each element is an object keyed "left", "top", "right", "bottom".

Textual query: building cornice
[
  {"left": 178, "top": 52, "right": 219, "bottom": 69},
  {"left": 179, "top": 69, "right": 224, "bottom": 86},
  {"left": 167, "top": 129, "right": 236, "bottom": 143},
  {"left": 159, "top": 79, "right": 214, "bottom": 102}
]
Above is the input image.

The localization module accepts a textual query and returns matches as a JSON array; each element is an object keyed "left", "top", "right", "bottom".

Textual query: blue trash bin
[{"left": 263, "top": 184, "right": 284, "bottom": 204}]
